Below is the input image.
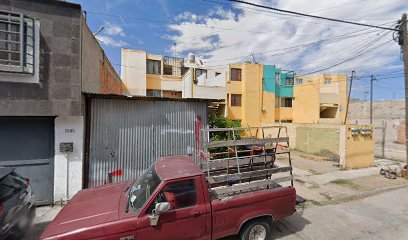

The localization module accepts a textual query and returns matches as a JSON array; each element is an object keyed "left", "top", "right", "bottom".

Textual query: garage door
[
  {"left": 87, "top": 98, "right": 207, "bottom": 188},
  {"left": 0, "top": 117, "right": 54, "bottom": 205}
]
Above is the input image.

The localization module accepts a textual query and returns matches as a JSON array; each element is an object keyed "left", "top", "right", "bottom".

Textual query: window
[
  {"left": 295, "top": 78, "right": 303, "bottom": 85},
  {"left": 146, "top": 90, "right": 162, "bottom": 97},
  {"left": 275, "top": 73, "right": 280, "bottom": 84},
  {"left": 281, "top": 97, "right": 293, "bottom": 108},
  {"left": 129, "top": 165, "right": 161, "bottom": 213},
  {"left": 230, "top": 68, "right": 242, "bottom": 81},
  {"left": 195, "top": 69, "right": 207, "bottom": 79},
  {"left": 0, "top": 10, "right": 35, "bottom": 74},
  {"left": 163, "top": 65, "right": 172, "bottom": 75},
  {"left": 324, "top": 78, "right": 332, "bottom": 85},
  {"left": 231, "top": 94, "right": 242, "bottom": 106},
  {"left": 147, "top": 180, "right": 197, "bottom": 213},
  {"left": 285, "top": 77, "right": 294, "bottom": 85},
  {"left": 146, "top": 59, "right": 161, "bottom": 74}
]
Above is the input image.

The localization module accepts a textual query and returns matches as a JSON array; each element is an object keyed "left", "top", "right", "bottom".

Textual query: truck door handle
[{"left": 190, "top": 211, "right": 201, "bottom": 217}]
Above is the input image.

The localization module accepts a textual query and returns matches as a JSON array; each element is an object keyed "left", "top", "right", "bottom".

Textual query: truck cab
[{"left": 40, "top": 155, "right": 296, "bottom": 240}]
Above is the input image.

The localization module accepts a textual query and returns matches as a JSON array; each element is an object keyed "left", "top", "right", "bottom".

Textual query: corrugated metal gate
[
  {"left": 87, "top": 98, "right": 207, "bottom": 187},
  {"left": 0, "top": 117, "right": 54, "bottom": 205}
]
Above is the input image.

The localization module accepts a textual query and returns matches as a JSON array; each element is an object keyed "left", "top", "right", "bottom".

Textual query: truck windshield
[{"left": 128, "top": 164, "right": 161, "bottom": 213}]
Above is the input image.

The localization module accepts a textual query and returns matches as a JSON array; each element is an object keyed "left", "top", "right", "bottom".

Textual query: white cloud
[
  {"left": 104, "top": 21, "right": 126, "bottom": 37},
  {"left": 166, "top": 0, "right": 407, "bottom": 76},
  {"left": 96, "top": 35, "right": 128, "bottom": 48}
]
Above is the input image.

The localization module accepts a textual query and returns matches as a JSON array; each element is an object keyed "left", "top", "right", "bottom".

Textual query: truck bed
[{"left": 210, "top": 185, "right": 296, "bottom": 239}]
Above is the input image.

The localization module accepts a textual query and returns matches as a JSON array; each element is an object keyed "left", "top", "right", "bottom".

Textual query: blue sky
[{"left": 70, "top": 0, "right": 408, "bottom": 100}]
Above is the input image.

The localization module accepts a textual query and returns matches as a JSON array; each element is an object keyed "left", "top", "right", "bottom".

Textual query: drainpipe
[{"left": 191, "top": 67, "right": 194, "bottom": 98}]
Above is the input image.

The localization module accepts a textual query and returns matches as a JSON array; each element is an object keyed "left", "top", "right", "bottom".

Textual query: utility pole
[
  {"left": 399, "top": 13, "right": 408, "bottom": 167},
  {"left": 344, "top": 70, "right": 356, "bottom": 124},
  {"left": 370, "top": 75, "right": 376, "bottom": 124}
]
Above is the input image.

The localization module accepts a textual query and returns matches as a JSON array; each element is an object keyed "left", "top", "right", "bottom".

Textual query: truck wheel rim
[{"left": 249, "top": 225, "right": 267, "bottom": 240}]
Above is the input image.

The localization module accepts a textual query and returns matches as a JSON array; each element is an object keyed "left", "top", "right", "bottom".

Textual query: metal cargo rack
[{"left": 199, "top": 126, "right": 293, "bottom": 199}]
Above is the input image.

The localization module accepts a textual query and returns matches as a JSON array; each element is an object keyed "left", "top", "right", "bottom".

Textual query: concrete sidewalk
[
  {"left": 26, "top": 206, "right": 63, "bottom": 240},
  {"left": 279, "top": 156, "right": 408, "bottom": 204}
]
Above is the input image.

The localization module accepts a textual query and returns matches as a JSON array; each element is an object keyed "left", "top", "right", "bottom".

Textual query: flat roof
[{"left": 155, "top": 155, "right": 202, "bottom": 181}]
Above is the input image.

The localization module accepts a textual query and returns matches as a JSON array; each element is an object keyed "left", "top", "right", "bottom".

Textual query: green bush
[{"left": 208, "top": 114, "right": 242, "bottom": 156}]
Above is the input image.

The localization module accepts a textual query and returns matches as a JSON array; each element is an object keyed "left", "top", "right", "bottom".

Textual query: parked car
[
  {"left": 41, "top": 155, "right": 296, "bottom": 240},
  {"left": 0, "top": 167, "right": 36, "bottom": 240}
]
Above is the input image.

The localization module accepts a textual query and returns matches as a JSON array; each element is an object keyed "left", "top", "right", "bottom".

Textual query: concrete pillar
[{"left": 54, "top": 116, "right": 84, "bottom": 203}]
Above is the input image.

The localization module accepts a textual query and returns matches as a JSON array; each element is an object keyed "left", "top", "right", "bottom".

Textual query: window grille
[{"left": 0, "top": 10, "right": 34, "bottom": 74}]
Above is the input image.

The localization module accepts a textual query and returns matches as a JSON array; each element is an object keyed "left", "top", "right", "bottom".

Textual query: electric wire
[{"left": 226, "top": 0, "right": 399, "bottom": 31}]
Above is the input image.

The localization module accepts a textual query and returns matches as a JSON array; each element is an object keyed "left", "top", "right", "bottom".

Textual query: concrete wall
[
  {"left": 121, "top": 49, "right": 147, "bottom": 96},
  {"left": 0, "top": 0, "right": 82, "bottom": 116},
  {"left": 295, "top": 125, "right": 341, "bottom": 159},
  {"left": 54, "top": 116, "right": 84, "bottom": 202},
  {"left": 293, "top": 80, "right": 320, "bottom": 123},
  {"left": 340, "top": 124, "right": 374, "bottom": 169},
  {"left": 81, "top": 21, "right": 127, "bottom": 96},
  {"left": 348, "top": 99, "right": 405, "bottom": 160}
]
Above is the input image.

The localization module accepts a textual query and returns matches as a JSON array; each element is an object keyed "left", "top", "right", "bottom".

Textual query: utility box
[{"left": 339, "top": 124, "right": 374, "bottom": 169}]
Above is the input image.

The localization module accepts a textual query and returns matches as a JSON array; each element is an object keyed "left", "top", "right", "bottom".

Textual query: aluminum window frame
[
  {"left": 146, "top": 59, "right": 161, "bottom": 75},
  {"left": 0, "top": 10, "right": 34, "bottom": 74}
]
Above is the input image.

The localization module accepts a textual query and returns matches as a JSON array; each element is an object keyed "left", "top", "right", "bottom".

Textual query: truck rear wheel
[{"left": 240, "top": 219, "right": 271, "bottom": 240}]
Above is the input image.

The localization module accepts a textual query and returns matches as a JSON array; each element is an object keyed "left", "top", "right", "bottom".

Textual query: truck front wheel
[{"left": 240, "top": 219, "right": 271, "bottom": 240}]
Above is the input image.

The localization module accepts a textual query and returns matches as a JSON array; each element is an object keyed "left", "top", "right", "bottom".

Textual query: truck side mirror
[
  {"left": 155, "top": 202, "right": 171, "bottom": 214},
  {"left": 149, "top": 202, "right": 171, "bottom": 227}
]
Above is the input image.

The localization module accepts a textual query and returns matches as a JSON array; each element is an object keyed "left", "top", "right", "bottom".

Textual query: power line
[
  {"left": 296, "top": 31, "right": 391, "bottom": 73},
  {"left": 202, "top": 27, "right": 387, "bottom": 67},
  {"left": 86, "top": 11, "right": 313, "bottom": 37},
  {"left": 298, "top": 39, "right": 394, "bottom": 76},
  {"left": 226, "top": 0, "right": 398, "bottom": 31}
]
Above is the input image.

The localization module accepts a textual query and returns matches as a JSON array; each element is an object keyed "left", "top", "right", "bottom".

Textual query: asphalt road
[
  {"left": 273, "top": 186, "right": 408, "bottom": 240},
  {"left": 224, "top": 185, "right": 408, "bottom": 240}
]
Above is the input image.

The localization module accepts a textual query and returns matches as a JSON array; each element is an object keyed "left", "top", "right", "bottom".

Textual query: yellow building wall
[
  {"left": 332, "top": 74, "right": 348, "bottom": 124},
  {"left": 228, "top": 105, "right": 242, "bottom": 120},
  {"left": 342, "top": 124, "right": 374, "bottom": 169},
  {"left": 279, "top": 108, "right": 293, "bottom": 121},
  {"left": 226, "top": 63, "right": 265, "bottom": 130},
  {"left": 293, "top": 79, "right": 320, "bottom": 123},
  {"left": 227, "top": 64, "right": 244, "bottom": 120},
  {"left": 260, "top": 91, "right": 275, "bottom": 124},
  {"left": 241, "top": 63, "right": 263, "bottom": 129},
  {"left": 293, "top": 74, "right": 347, "bottom": 124},
  {"left": 146, "top": 74, "right": 162, "bottom": 90},
  {"left": 228, "top": 81, "right": 243, "bottom": 94}
]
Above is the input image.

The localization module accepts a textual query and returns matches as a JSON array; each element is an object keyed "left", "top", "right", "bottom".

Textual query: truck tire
[{"left": 240, "top": 219, "right": 271, "bottom": 240}]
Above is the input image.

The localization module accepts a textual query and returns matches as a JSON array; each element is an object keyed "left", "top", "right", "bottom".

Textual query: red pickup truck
[{"left": 41, "top": 155, "right": 296, "bottom": 240}]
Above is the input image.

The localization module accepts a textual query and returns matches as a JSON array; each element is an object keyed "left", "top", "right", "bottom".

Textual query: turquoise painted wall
[
  {"left": 263, "top": 65, "right": 275, "bottom": 93},
  {"left": 279, "top": 72, "right": 294, "bottom": 97},
  {"left": 262, "top": 65, "right": 293, "bottom": 97}
]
